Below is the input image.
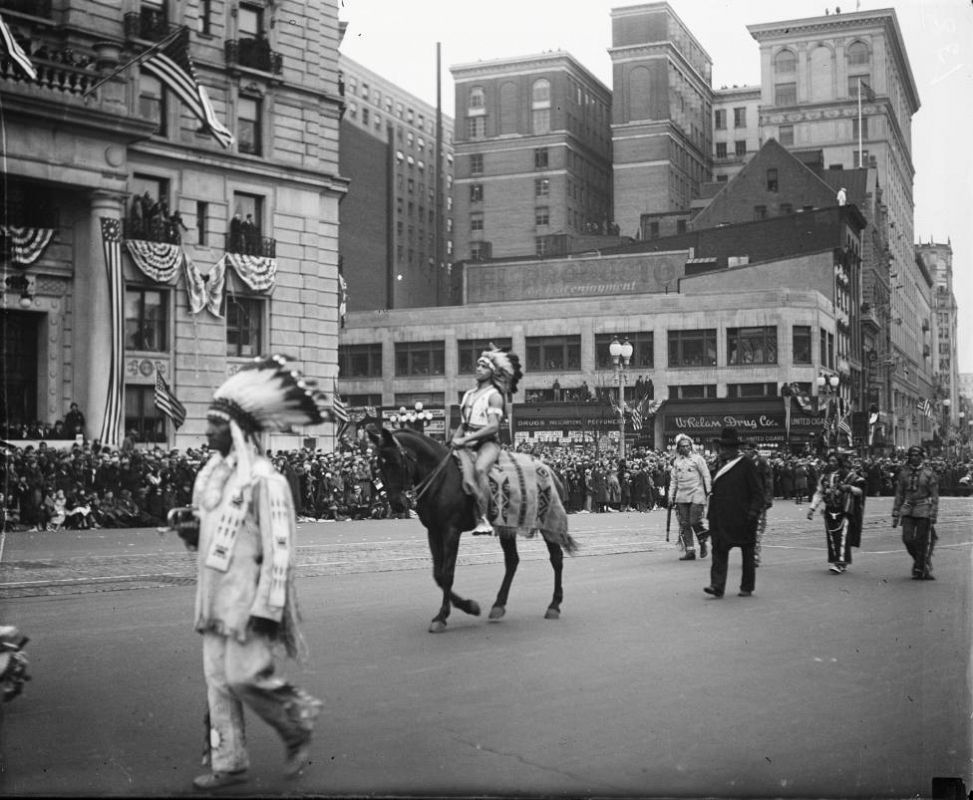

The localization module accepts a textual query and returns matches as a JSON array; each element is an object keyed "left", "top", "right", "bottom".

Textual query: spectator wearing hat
[
  {"left": 892, "top": 445, "right": 939, "bottom": 580},
  {"left": 704, "top": 427, "right": 764, "bottom": 598}
]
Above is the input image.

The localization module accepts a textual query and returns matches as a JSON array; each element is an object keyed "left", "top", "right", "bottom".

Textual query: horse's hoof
[
  {"left": 468, "top": 601, "right": 481, "bottom": 617},
  {"left": 544, "top": 608, "right": 561, "bottom": 620},
  {"left": 428, "top": 620, "right": 447, "bottom": 633},
  {"left": 488, "top": 605, "right": 505, "bottom": 621}
]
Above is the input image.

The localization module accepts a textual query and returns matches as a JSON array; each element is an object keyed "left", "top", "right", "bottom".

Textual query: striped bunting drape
[
  {"left": 225, "top": 252, "right": 277, "bottom": 292},
  {"left": 98, "top": 218, "right": 125, "bottom": 446},
  {"left": 124, "top": 239, "right": 182, "bottom": 283},
  {"left": 185, "top": 252, "right": 225, "bottom": 317},
  {"left": 1, "top": 226, "right": 56, "bottom": 265}
]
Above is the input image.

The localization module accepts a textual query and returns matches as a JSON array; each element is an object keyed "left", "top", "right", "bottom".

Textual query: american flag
[
  {"left": 98, "top": 218, "right": 125, "bottom": 446},
  {"left": 630, "top": 405, "right": 644, "bottom": 432},
  {"left": 916, "top": 398, "right": 933, "bottom": 418},
  {"left": 154, "top": 371, "right": 187, "bottom": 429},
  {"left": 0, "top": 14, "right": 37, "bottom": 81},
  {"left": 837, "top": 417, "right": 853, "bottom": 447},
  {"left": 141, "top": 27, "right": 233, "bottom": 149},
  {"left": 332, "top": 380, "right": 350, "bottom": 438}
]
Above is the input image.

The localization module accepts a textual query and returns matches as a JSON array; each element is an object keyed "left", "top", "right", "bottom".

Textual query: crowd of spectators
[{"left": 2, "top": 429, "right": 970, "bottom": 533}]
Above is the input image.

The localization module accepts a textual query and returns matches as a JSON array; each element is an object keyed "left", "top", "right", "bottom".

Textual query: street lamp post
[
  {"left": 609, "top": 336, "right": 634, "bottom": 459},
  {"left": 942, "top": 398, "right": 951, "bottom": 457},
  {"left": 392, "top": 401, "right": 433, "bottom": 434},
  {"left": 959, "top": 411, "right": 966, "bottom": 459},
  {"left": 816, "top": 373, "right": 841, "bottom": 450}
]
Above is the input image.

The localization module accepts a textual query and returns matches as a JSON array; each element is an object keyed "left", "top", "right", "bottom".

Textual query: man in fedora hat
[{"left": 704, "top": 427, "right": 764, "bottom": 598}]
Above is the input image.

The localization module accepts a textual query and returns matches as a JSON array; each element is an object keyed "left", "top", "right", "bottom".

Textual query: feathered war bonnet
[
  {"left": 477, "top": 343, "right": 523, "bottom": 396},
  {"left": 207, "top": 355, "right": 333, "bottom": 438}
]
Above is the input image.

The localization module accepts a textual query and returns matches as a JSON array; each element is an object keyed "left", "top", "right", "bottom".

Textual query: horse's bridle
[{"left": 382, "top": 434, "right": 453, "bottom": 502}]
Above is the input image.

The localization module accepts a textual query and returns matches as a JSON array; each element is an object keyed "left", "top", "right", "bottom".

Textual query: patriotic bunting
[
  {"left": 338, "top": 271, "right": 348, "bottom": 328},
  {"left": 225, "top": 252, "right": 277, "bottom": 292},
  {"left": 125, "top": 239, "right": 183, "bottom": 283},
  {"left": 98, "top": 218, "right": 125, "bottom": 446},
  {"left": 0, "top": 14, "right": 37, "bottom": 81},
  {"left": 185, "top": 252, "right": 225, "bottom": 317},
  {"left": 1, "top": 226, "right": 56, "bottom": 265}
]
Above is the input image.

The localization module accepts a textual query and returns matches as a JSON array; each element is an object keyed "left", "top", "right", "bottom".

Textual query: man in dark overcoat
[{"left": 704, "top": 427, "right": 764, "bottom": 598}]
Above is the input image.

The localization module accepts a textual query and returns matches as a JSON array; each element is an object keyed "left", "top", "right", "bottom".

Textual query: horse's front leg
[
  {"left": 544, "top": 540, "right": 565, "bottom": 619},
  {"left": 489, "top": 534, "right": 520, "bottom": 621},
  {"left": 429, "top": 526, "right": 480, "bottom": 633}
]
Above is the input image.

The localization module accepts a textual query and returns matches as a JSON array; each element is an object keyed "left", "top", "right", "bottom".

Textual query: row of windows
[
  {"left": 713, "top": 107, "right": 748, "bottom": 130},
  {"left": 774, "top": 74, "right": 871, "bottom": 106},
  {"left": 126, "top": 287, "right": 264, "bottom": 358},
  {"left": 773, "top": 40, "right": 869, "bottom": 74},
  {"left": 339, "top": 326, "right": 821, "bottom": 378}
]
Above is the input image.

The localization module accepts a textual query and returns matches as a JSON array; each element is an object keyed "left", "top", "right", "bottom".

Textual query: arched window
[
  {"left": 531, "top": 78, "right": 551, "bottom": 134},
  {"left": 468, "top": 86, "right": 485, "bottom": 110},
  {"left": 774, "top": 49, "right": 797, "bottom": 74},
  {"left": 847, "top": 41, "right": 869, "bottom": 66}
]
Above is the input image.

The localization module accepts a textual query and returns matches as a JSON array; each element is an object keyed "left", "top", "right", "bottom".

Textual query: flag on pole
[
  {"left": 0, "top": 14, "right": 37, "bottom": 81},
  {"left": 141, "top": 27, "right": 233, "bottom": 149},
  {"left": 338, "top": 271, "right": 348, "bottom": 328},
  {"left": 154, "top": 371, "right": 187, "bottom": 429},
  {"left": 837, "top": 417, "right": 853, "bottom": 448},
  {"left": 98, "top": 218, "right": 125, "bottom": 446},
  {"left": 859, "top": 78, "right": 876, "bottom": 102},
  {"left": 332, "top": 380, "right": 350, "bottom": 439},
  {"left": 916, "top": 398, "right": 933, "bottom": 418}
]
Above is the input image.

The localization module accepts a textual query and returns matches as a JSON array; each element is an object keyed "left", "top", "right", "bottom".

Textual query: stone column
[{"left": 75, "top": 190, "right": 125, "bottom": 446}]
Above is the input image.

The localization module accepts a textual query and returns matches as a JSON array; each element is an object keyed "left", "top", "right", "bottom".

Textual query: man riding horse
[{"left": 450, "top": 343, "right": 522, "bottom": 536}]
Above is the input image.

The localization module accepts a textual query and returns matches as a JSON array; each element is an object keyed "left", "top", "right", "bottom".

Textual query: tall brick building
[
  {"left": 450, "top": 51, "right": 613, "bottom": 263},
  {"left": 0, "top": 0, "right": 345, "bottom": 449}
]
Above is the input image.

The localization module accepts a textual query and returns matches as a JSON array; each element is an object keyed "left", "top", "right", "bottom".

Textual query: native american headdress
[
  {"left": 208, "top": 355, "right": 332, "bottom": 435},
  {"left": 477, "top": 343, "right": 523, "bottom": 395}
]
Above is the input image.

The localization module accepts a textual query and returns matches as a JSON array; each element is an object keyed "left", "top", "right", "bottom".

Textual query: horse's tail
[{"left": 555, "top": 529, "right": 580, "bottom": 555}]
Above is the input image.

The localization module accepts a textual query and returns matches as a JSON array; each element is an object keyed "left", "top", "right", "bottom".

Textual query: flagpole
[
  {"left": 82, "top": 26, "right": 183, "bottom": 98},
  {"left": 857, "top": 77, "right": 863, "bottom": 168}
]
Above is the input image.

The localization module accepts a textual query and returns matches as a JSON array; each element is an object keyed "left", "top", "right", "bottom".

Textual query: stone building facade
[{"left": 0, "top": 0, "right": 345, "bottom": 449}]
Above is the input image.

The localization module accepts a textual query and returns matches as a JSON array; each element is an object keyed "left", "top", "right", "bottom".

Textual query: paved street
[{"left": 0, "top": 496, "right": 970, "bottom": 797}]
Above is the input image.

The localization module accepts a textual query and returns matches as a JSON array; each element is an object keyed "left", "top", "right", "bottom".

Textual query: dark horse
[{"left": 368, "top": 427, "right": 578, "bottom": 633}]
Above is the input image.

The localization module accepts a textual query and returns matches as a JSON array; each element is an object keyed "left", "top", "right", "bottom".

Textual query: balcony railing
[
  {"left": 225, "top": 232, "right": 276, "bottom": 258},
  {"left": 123, "top": 218, "right": 184, "bottom": 244},
  {"left": 224, "top": 38, "right": 283, "bottom": 74},
  {"left": 124, "top": 8, "right": 170, "bottom": 42},
  {"left": 0, "top": 48, "right": 97, "bottom": 96}
]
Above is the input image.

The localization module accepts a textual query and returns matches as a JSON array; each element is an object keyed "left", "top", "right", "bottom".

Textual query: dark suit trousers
[{"left": 710, "top": 538, "right": 756, "bottom": 594}]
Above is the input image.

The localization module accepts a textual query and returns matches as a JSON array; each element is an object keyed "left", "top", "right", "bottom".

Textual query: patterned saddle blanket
[{"left": 453, "top": 449, "right": 570, "bottom": 543}]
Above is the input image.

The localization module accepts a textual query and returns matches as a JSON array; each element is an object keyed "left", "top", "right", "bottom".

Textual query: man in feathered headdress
[
  {"left": 450, "top": 343, "right": 522, "bottom": 535},
  {"left": 174, "top": 356, "right": 330, "bottom": 790}
]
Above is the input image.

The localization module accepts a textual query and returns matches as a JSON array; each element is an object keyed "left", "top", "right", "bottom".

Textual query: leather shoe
[
  {"left": 703, "top": 585, "right": 723, "bottom": 598},
  {"left": 738, "top": 590, "right": 753, "bottom": 597},
  {"left": 679, "top": 551, "right": 696, "bottom": 561},
  {"left": 698, "top": 540, "right": 708, "bottom": 558},
  {"left": 193, "top": 771, "right": 248, "bottom": 790}
]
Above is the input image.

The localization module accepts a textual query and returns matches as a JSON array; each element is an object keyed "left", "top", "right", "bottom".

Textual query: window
[
  {"left": 238, "top": 3, "right": 263, "bottom": 37},
  {"left": 229, "top": 192, "right": 264, "bottom": 254},
  {"left": 535, "top": 237, "right": 548, "bottom": 256},
  {"left": 780, "top": 202, "right": 794, "bottom": 215},
  {"left": 667, "top": 329, "right": 717, "bottom": 367},
  {"left": 715, "top": 142, "right": 727, "bottom": 159},
  {"left": 714, "top": 109, "right": 726, "bottom": 130},
  {"left": 195, "top": 201, "right": 208, "bottom": 245},
  {"left": 338, "top": 343, "right": 382, "bottom": 378},
  {"left": 820, "top": 328, "right": 835, "bottom": 370},
  {"left": 534, "top": 147, "right": 548, "bottom": 169},
  {"left": 852, "top": 149, "right": 870, "bottom": 167},
  {"left": 526, "top": 335, "right": 581, "bottom": 371},
  {"left": 468, "top": 86, "right": 485, "bottom": 110},
  {"left": 775, "top": 82, "right": 797, "bottom": 105},
  {"left": 125, "top": 288, "right": 168, "bottom": 351},
  {"left": 735, "top": 140, "right": 747, "bottom": 157},
  {"left": 458, "top": 338, "right": 512, "bottom": 375},
  {"left": 733, "top": 107, "right": 746, "bottom": 128},
  {"left": 766, "top": 168, "right": 778, "bottom": 192},
  {"left": 138, "top": 73, "right": 166, "bottom": 136},
  {"left": 198, "top": 0, "right": 212, "bottom": 35},
  {"left": 470, "top": 184, "right": 483, "bottom": 202},
  {"left": 125, "top": 385, "right": 167, "bottom": 443},
  {"left": 793, "top": 325, "right": 812, "bottom": 364},
  {"left": 847, "top": 41, "right": 869, "bottom": 66},
  {"left": 360, "top": 82, "right": 369, "bottom": 101},
  {"left": 534, "top": 178, "right": 550, "bottom": 197},
  {"left": 774, "top": 49, "right": 797, "bottom": 74},
  {"left": 649, "top": 221, "right": 660, "bottom": 238},
  {"left": 727, "top": 326, "right": 777, "bottom": 365},
  {"left": 668, "top": 384, "right": 717, "bottom": 400},
  {"left": 361, "top": 108, "right": 369, "bottom": 126},
  {"left": 779, "top": 124, "right": 794, "bottom": 146},
  {"left": 237, "top": 96, "right": 262, "bottom": 155},
  {"left": 467, "top": 116, "right": 485, "bottom": 139},
  {"left": 531, "top": 78, "right": 551, "bottom": 134},
  {"left": 852, "top": 116, "right": 869, "bottom": 140},
  {"left": 470, "top": 241, "right": 489, "bottom": 261},
  {"left": 225, "top": 297, "right": 263, "bottom": 357},
  {"left": 470, "top": 153, "right": 483, "bottom": 174},
  {"left": 716, "top": 175, "right": 728, "bottom": 183},
  {"left": 594, "top": 332, "right": 653, "bottom": 370},
  {"left": 727, "top": 383, "right": 777, "bottom": 399},
  {"left": 677, "top": 219, "right": 687, "bottom": 234},
  {"left": 394, "top": 341, "right": 445, "bottom": 376},
  {"left": 753, "top": 205, "right": 767, "bottom": 220},
  {"left": 470, "top": 213, "right": 484, "bottom": 231},
  {"left": 535, "top": 207, "right": 549, "bottom": 226}
]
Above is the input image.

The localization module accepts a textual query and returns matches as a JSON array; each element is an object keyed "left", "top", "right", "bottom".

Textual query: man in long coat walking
[{"left": 704, "top": 427, "right": 764, "bottom": 598}]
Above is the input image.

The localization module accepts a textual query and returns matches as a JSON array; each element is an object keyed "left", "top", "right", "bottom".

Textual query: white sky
[{"left": 339, "top": 0, "right": 973, "bottom": 372}]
